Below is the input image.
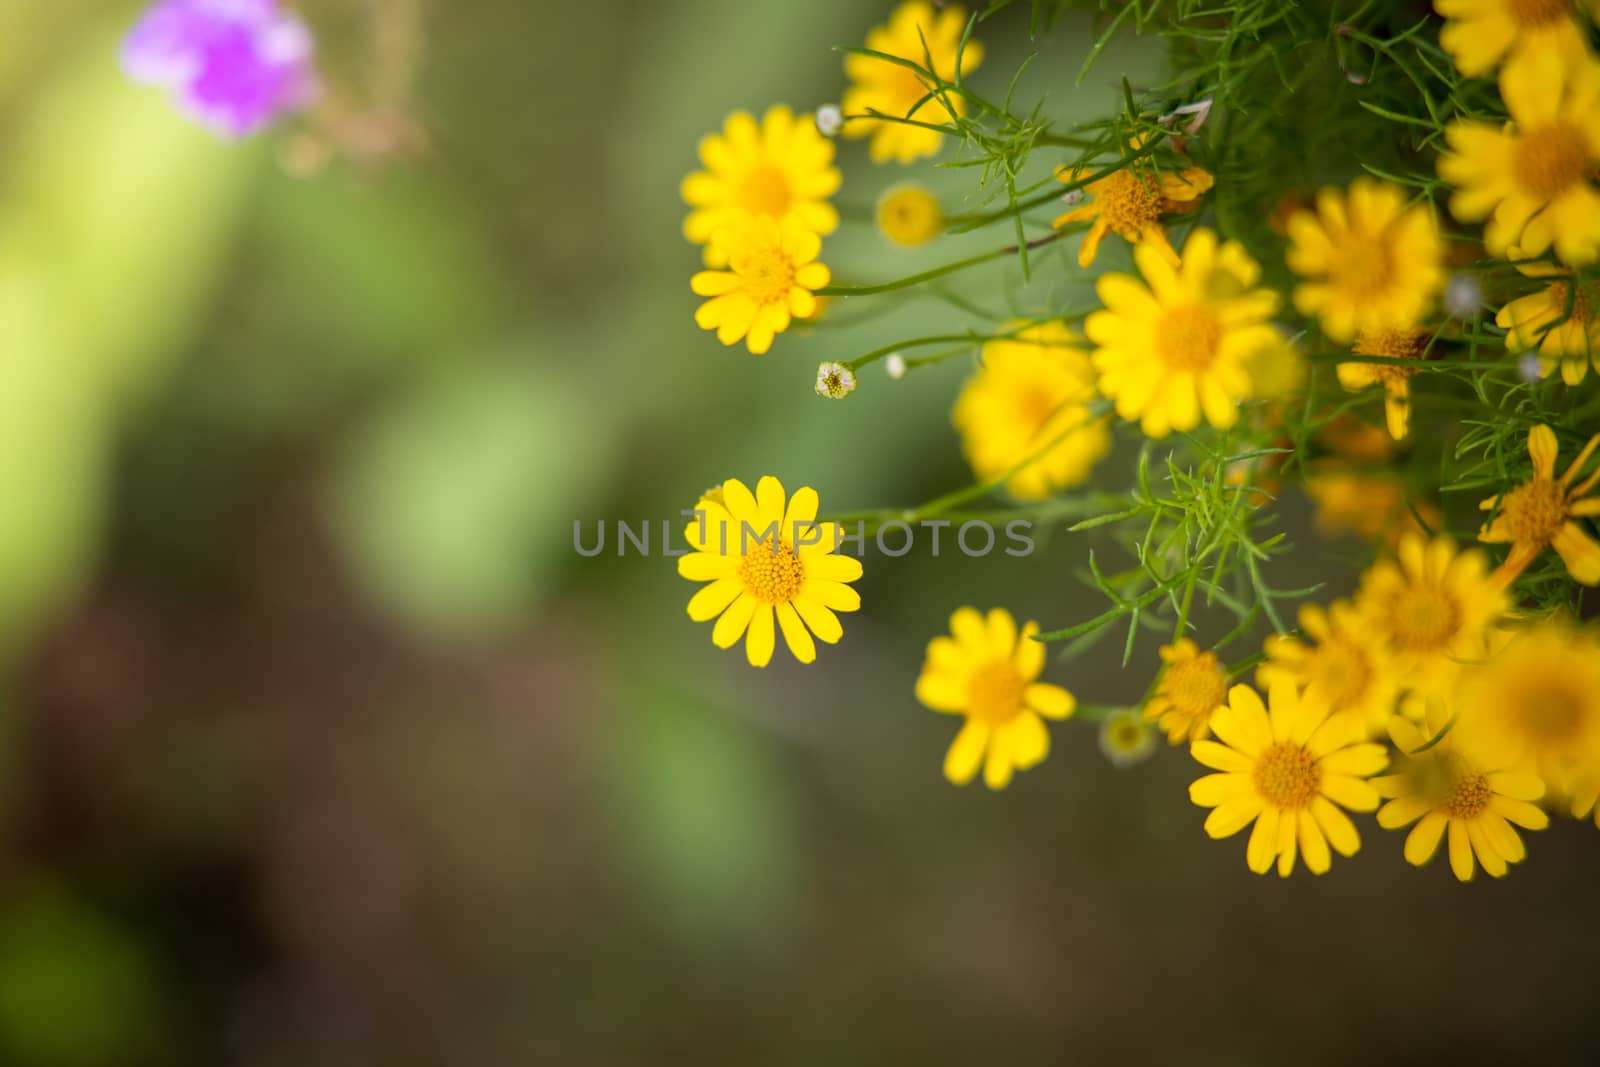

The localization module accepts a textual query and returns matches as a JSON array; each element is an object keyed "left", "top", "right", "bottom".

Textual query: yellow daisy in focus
[
  {"left": 1189, "top": 681, "right": 1387, "bottom": 877},
  {"left": 1374, "top": 712, "right": 1549, "bottom": 881},
  {"left": 691, "top": 218, "right": 830, "bottom": 354},
  {"left": 1337, "top": 328, "right": 1434, "bottom": 440},
  {"left": 1439, "top": 52, "right": 1600, "bottom": 264},
  {"left": 681, "top": 105, "right": 841, "bottom": 260},
  {"left": 1142, "top": 639, "right": 1229, "bottom": 744},
  {"left": 678, "top": 476, "right": 862, "bottom": 667},
  {"left": 1353, "top": 534, "right": 1508, "bottom": 701},
  {"left": 1496, "top": 265, "right": 1600, "bottom": 384},
  {"left": 1258, "top": 600, "right": 1400, "bottom": 739},
  {"left": 1286, "top": 178, "right": 1445, "bottom": 343},
  {"left": 916, "top": 607, "right": 1075, "bottom": 789},
  {"left": 1435, "top": 0, "right": 1595, "bottom": 77},
  {"left": 1085, "top": 227, "right": 1281, "bottom": 438},
  {"left": 1455, "top": 619, "right": 1600, "bottom": 795},
  {"left": 952, "top": 322, "right": 1111, "bottom": 500},
  {"left": 876, "top": 183, "right": 943, "bottom": 246},
  {"left": 1480, "top": 424, "right": 1600, "bottom": 585},
  {"left": 842, "top": 1, "right": 983, "bottom": 164},
  {"left": 1052, "top": 141, "right": 1214, "bottom": 267}
]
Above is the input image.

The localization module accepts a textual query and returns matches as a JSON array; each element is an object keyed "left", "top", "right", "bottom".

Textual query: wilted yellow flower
[
  {"left": 1353, "top": 534, "right": 1508, "bottom": 701},
  {"left": 1337, "top": 328, "right": 1433, "bottom": 440},
  {"left": 842, "top": 1, "right": 983, "bottom": 164},
  {"left": 1259, "top": 600, "right": 1400, "bottom": 739},
  {"left": 1188, "top": 682, "right": 1387, "bottom": 877},
  {"left": 681, "top": 106, "right": 841, "bottom": 261},
  {"left": 1496, "top": 263, "right": 1600, "bottom": 384},
  {"left": 1100, "top": 709, "right": 1158, "bottom": 768},
  {"left": 916, "top": 607, "right": 1075, "bottom": 789},
  {"left": 1374, "top": 711, "right": 1548, "bottom": 881},
  {"left": 1143, "top": 639, "right": 1229, "bottom": 744},
  {"left": 678, "top": 476, "right": 862, "bottom": 667},
  {"left": 1286, "top": 178, "right": 1445, "bottom": 342},
  {"left": 1435, "top": 0, "right": 1595, "bottom": 77},
  {"left": 1086, "top": 227, "right": 1281, "bottom": 437},
  {"left": 1052, "top": 139, "right": 1214, "bottom": 267},
  {"left": 876, "top": 183, "right": 943, "bottom": 246},
  {"left": 1454, "top": 619, "right": 1600, "bottom": 795},
  {"left": 1479, "top": 423, "right": 1600, "bottom": 586},
  {"left": 691, "top": 217, "right": 830, "bottom": 354},
  {"left": 1439, "top": 51, "right": 1600, "bottom": 264},
  {"left": 952, "top": 322, "right": 1111, "bottom": 499}
]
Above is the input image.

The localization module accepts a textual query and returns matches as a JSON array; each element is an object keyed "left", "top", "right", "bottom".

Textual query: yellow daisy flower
[
  {"left": 1305, "top": 468, "right": 1443, "bottom": 550},
  {"left": 1188, "top": 681, "right": 1388, "bottom": 877},
  {"left": 842, "top": 1, "right": 983, "bottom": 164},
  {"left": 1374, "top": 711, "right": 1548, "bottom": 881},
  {"left": 1439, "top": 51, "right": 1600, "bottom": 264},
  {"left": 1479, "top": 423, "right": 1600, "bottom": 585},
  {"left": 915, "top": 607, "right": 1076, "bottom": 789},
  {"left": 1496, "top": 264, "right": 1600, "bottom": 384},
  {"left": 1052, "top": 140, "right": 1214, "bottom": 267},
  {"left": 1353, "top": 534, "right": 1509, "bottom": 701},
  {"left": 678, "top": 476, "right": 862, "bottom": 667},
  {"left": 1142, "top": 639, "right": 1229, "bottom": 744},
  {"left": 1454, "top": 619, "right": 1600, "bottom": 795},
  {"left": 1258, "top": 600, "right": 1400, "bottom": 739},
  {"left": 876, "top": 183, "right": 943, "bottom": 247},
  {"left": 1435, "top": 0, "right": 1596, "bottom": 78},
  {"left": 1286, "top": 178, "right": 1446, "bottom": 343},
  {"left": 690, "top": 217, "right": 830, "bottom": 354},
  {"left": 1085, "top": 227, "right": 1281, "bottom": 438},
  {"left": 951, "top": 321, "right": 1112, "bottom": 499},
  {"left": 1337, "top": 328, "right": 1434, "bottom": 440},
  {"left": 681, "top": 105, "right": 841, "bottom": 261}
]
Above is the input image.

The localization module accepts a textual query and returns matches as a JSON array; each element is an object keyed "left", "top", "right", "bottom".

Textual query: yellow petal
[
  {"left": 1404, "top": 811, "right": 1448, "bottom": 866},
  {"left": 745, "top": 603, "right": 776, "bottom": 667},
  {"left": 686, "top": 577, "right": 743, "bottom": 622},
  {"left": 1024, "top": 683, "right": 1075, "bottom": 719},
  {"left": 944, "top": 720, "right": 989, "bottom": 785},
  {"left": 712, "top": 593, "right": 756, "bottom": 648},
  {"left": 775, "top": 602, "right": 816, "bottom": 664}
]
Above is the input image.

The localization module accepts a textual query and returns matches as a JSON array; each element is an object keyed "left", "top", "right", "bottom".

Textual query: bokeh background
[{"left": 2, "top": 1, "right": 1599, "bottom": 1064}]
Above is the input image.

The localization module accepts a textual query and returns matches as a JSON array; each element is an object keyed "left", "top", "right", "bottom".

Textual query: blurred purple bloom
[{"left": 123, "top": 0, "right": 318, "bottom": 138}]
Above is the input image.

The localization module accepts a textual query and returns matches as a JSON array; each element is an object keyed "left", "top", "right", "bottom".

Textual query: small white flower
[
  {"left": 1098, "top": 709, "right": 1156, "bottom": 768},
  {"left": 815, "top": 104, "right": 843, "bottom": 138},
  {"left": 1444, "top": 273, "right": 1483, "bottom": 319},
  {"left": 815, "top": 360, "right": 857, "bottom": 399},
  {"left": 1517, "top": 353, "right": 1542, "bottom": 383},
  {"left": 885, "top": 353, "right": 907, "bottom": 380},
  {"left": 1059, "top": 188, "right": 1086, "bottom": 209},
  {"left": 1157, "top": 98, "right": 1213, "bottom": 135}
]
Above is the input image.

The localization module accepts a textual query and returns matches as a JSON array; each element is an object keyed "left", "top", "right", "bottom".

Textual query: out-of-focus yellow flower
[
  {"left": 681, "top": 106, "right": 840, "bottom": 261},
  {"left": 678, "top": 476, "right": 861, "bottom": 666},
  {"left": 1259, "top": 600, "right": 1400, "bottom": 739},
  {"left": 842, "top": 1, "right": 983, "bottom": 164},
  {"left": 1440, "top": 51, "right": 1600, "bottom": 264},
  {"left": 1188, "top": 682, "right": 1387, "bottom": 877},
  {"left": 1143, "top": 639, "right": 1229, "bottom": 744},
  {"left": 1086, "top": 227, "right": 1280, "bottom": 437},
  {"left": 875, "top": 182, "right": 943, "bottom": 246},
  {"left": 1305, "top": 468, "right": 1443, "bottom": 550},
  {"left": 1497, "top": 262, "right": 1600, "bottom": 384},
  {"left": 952, "top": 322, "right": 1111, "bottom": 500},
  {"left": 1479, "top": 423, "right": 1600, "bottom": 586},
  {"left": 916, "top": 607, "right": 1075, "bottom": 789},
  {"left": 1286, "top": 178, "right": 1445, "bottom": 342},
  {"left": 1052, "top": 139, "right": 1213, "bottom": 267},
  {"left": 1337, "top": 328, "right": 1433, "bottom": 439},
  {"left": 1435, "top": 0, "right": 1595, "bottom": 78},
  {"left": 691, "top": 217, "right": 830, "bottom": 354}
]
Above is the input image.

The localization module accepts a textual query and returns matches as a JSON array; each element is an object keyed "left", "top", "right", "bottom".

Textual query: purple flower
[{"left": 123, "top": 0, "right": 318, "bottom": 138}]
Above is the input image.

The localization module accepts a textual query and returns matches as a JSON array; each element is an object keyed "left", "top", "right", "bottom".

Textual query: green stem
[{"left": 817, "top": 229, "right": 1070, "bottom": 298}]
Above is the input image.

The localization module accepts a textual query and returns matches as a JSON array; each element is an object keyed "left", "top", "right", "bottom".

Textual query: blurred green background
[{"left": 1, "top": 1, "right": 1598, "bottom": 1064}]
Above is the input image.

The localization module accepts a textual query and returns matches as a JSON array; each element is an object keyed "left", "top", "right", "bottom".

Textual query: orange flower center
[
  {"left": 1353, "top": 329, "right": 1429, "bottom": 385},
  {"left": 1253, "top": 742, "right": 1322, "bottom": 809},
  {"left": 965, "top": 659, "right": 1027, "bottom": 724},
  {"left": 738, "top": 165, "right": 793, "bottom": 218},
  {"left": 1520, "top": 679, "right": 1586, "bottom": 744},
  {"left": 1513, "top": 122, "right": 1592, "bottom": 202},
  {"left": 1163, "top": 656, "right": 1228, "bottom": 722},
  {"left": 1546, "top": 280, "right": 1595, "bottom": 325},
  {"left": 1498, "top": 477, "right": 1567, "bottom": 545},
  {"left": 1507, "top": 0, "right": 1574, "bottom": 27},
  {"left": 1441, "top": 770, "right": 1492, "bottom": 819},
  {"left": 1156, "top": 304, "right": 1223, "bottom": 371},
  {"left": 1092, "top": 168, "right": 1162, "bottom": 236},
  {"left": 738, "top": 536, "right": 805, "bottom": 604},
  {"left": 1329, "top": 238, "right": 1396, "bottom": 304},
  {"left": 737, "top": 248, "right": 797, "bottom": 305},
  {"left": 1389, "top": 586, "right": 1460, "bottom": 652}
]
